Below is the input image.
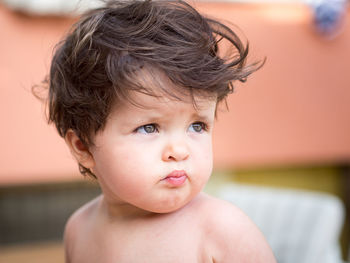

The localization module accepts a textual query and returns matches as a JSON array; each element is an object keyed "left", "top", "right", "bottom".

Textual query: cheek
[
  {"left": 93, "top": 144, "right": 155, "bottom": 188},
  {"left": 192, "top": 138, "right": 213, "bottom": 175}
]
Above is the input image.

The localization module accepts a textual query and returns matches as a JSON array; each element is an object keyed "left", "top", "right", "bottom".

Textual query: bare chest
[{"left": 71, "top": 221, "right": 213, "bottom": 263}]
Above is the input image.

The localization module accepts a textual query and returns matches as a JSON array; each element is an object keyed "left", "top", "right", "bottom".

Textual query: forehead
[
  {"left": 127, "top": 91, "right": 217, "bottom": 114},
  {"left": 116, "top": 66, "right": 218, "bottom": 110},
  {"left": 112, "top": 91, "right": 217, "bottom": 121},
  {"left": 105, "top": 88, "right": 217, "bottom": 131}
]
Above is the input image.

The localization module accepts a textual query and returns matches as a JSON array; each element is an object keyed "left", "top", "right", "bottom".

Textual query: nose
[{"left": 162, "top": 140, "right": 189, "bottom": 162}]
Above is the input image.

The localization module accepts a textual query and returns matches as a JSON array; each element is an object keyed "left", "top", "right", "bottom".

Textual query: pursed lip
[{"left": 162, "top": 170, "right": 188, "bottom": 186}]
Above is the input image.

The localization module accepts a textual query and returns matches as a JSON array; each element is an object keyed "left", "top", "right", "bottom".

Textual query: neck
[{"left": 99, "top": 195, "right": 158, "bottom": 221}]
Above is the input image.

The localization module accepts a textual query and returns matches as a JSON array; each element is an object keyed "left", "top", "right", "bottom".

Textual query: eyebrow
[
  {"left": 126, "top": 110, "right": 214, "bottom": 126},
  {"left": 190, "top": 110, "right": 215, "bottom": 124}
]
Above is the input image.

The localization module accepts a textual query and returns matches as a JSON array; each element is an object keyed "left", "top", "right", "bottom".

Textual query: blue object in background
[{"left": 308, "top": 0, "right": 348, "bottom": 36}]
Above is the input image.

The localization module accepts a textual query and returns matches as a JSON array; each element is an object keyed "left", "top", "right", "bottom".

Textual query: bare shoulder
[
  {"left": 196, "top": 193, "right": 276, "bottom": 263},
  {"left": 63, "top": 195, "right": 101, "bottom": 261}
]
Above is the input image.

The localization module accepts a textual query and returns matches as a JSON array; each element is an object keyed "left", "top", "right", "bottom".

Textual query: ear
[{"left": 65, "top": 130, "right": 95, "bottom": 169}]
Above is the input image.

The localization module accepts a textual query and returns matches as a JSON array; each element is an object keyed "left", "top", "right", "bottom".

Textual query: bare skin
[
  {"left": 64, "top": 192, "right": 276, "bottom": 263},
  {"left": 64, "top": 85, "right": 276, "bottom": 263}
]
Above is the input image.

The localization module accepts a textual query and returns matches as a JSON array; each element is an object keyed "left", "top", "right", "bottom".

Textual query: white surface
[
  {"left": 217, "top": 184, "right": 346, "bottom": 263},
  {"left": 2, "top": 0, "right": 102, "bottom": 15}
]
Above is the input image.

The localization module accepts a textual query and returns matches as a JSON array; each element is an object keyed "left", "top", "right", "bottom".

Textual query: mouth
[{"left": 162, "top": 170, "right": 188, "bottom": 187}]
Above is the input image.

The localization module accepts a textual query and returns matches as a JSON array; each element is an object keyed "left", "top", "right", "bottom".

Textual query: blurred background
[{"left": 0, "top": 0, "right": 349, "bottom": 262}]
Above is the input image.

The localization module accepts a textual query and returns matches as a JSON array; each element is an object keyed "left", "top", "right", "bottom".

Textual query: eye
[
  {"left": 135, "top": 124, "right": 158, "bottom": 134},
  {"left": 188, "top": 122, "right": 207, "bottom": 133}
]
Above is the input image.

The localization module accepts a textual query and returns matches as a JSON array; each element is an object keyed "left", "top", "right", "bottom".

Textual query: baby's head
[{"left": 46, "top": 0, "right": 260, "bottom": 186}]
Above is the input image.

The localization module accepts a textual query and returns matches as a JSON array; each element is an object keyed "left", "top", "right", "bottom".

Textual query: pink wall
[
  {"left": 1, "top": 3, "right": 349, "bottom": 184},
  {"left": 197, "top": 3, "right": 350, "bottom": 168}
]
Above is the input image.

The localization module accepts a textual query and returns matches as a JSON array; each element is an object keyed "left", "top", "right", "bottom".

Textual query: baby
[{"left": 44, "top": 0, "right": 276, "bottom": 262}]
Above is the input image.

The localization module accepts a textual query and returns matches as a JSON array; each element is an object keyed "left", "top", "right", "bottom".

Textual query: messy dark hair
[{"left": 38, "top": 0, "right": 263, "bottom": 177}]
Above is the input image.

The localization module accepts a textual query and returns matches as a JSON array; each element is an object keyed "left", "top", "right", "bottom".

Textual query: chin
[
  {"left": 147, "top": 195, "right": 193, "bottom": 214},
  {"left": 151, "top": 206, "right": 183, "bottom": 214}
]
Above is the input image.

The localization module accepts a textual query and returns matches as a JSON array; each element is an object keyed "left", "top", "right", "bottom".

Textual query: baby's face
[{"left": 90, "top": 89, "right": 216, "bottom": 213}]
